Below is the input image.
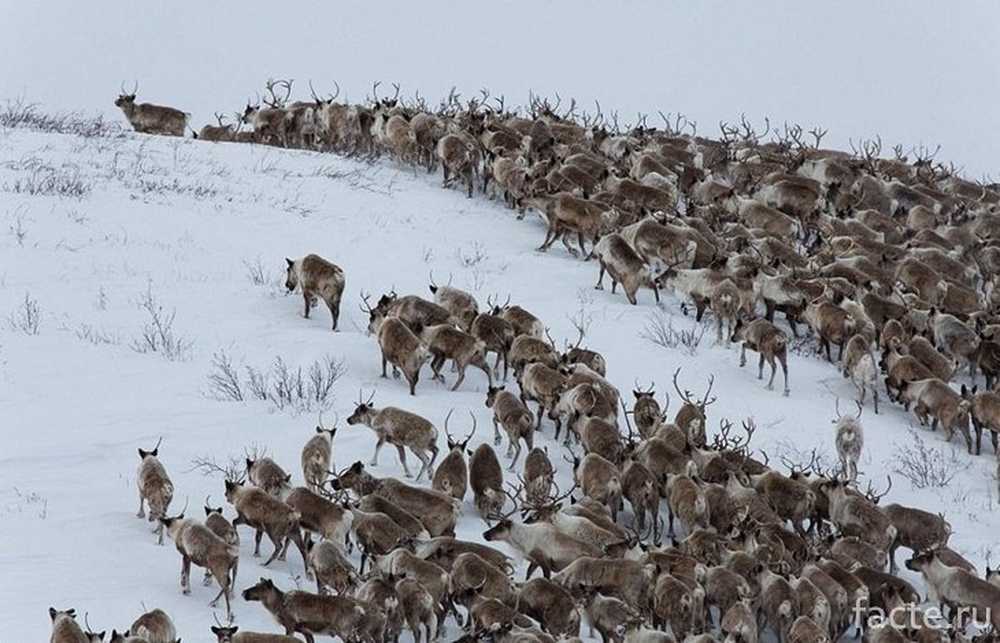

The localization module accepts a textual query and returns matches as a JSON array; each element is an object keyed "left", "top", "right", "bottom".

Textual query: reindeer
[
  {"left": 242, "top": 578, "right": 381, "bottom": 643},
  {"left": 306, "top": 534, "right": 358, "bottom": 596},
  {"left": 127, "top": 608, "right": 177, "bottom": 643},
  {"left": 593, "top": 233, "right": 660, "bottom": 305},
  {"left": 572, "top": 452, "right": 624, "bottom": 522},
  {"left": 898, "top": 379, "right": 973, "bottom": 453},
  {"left": 210, "top": 625, "right": 300, "bottom": 642},
  {"left": 666, "top": 461, "right": 710, "bottom": 538},
  {"left": 160, "top": 505, "right": 239, "bottom": 620},
  {"left": 905, "top": 551, "right": 1000, "bottom": 633},
  {"left": 437, "top": 134, "right": 479, "bottom": 197},
  {"left": 330, "top": 462, "right": 460, "bottom": 537},
  {"left": 375, "top": 548, "right": 452, "bottom": 632},
  {"left": 523, "top": 447, "right": 555, "bottom": 507},
  {"left": 652, "top": 572, "right": 706, "bottom": 639},
  {"left": 246, "top": 456, "right": 292, "bottom": 498},
  {"left": 49, "top": 608, "right": 90, "bottom": 643},
  {"left": 395, "top": 577, "right": 439, "bottom": 643},
  {"left": 136, "top": 437, "right": 173, "bottom": 545},
  {"left": 671, "top": 369, "right": 717, "bottom": 446},
  {"left": 486, "top": 385, "right": 534, "bottom": 468},
  {"left": 720, "top": 601, "right": 758, "bottom": 643},
  {"left": 803, "top": 296, "right": 855, "bottom": 362},
  {"left": 471, "top": 303, "right": 516, "bottom": 381},
  {"left": 196, "top": 112, "right": 238, "bottom": 142},
  {"left": 285, "top": 254, "right": 346, "bottom": 330},
  {"left": 731, "top": 318, "right": 790, "bottom": 395},
  {"left": 881, "top": 502, "right": 951, "bottom": 573},
  {"left": 429, "top": 273, "right": 478, "bottom": 331},
  {"left": 301, "top": 415, "right": 337, "bottom": 493},
  {"left": 819, "top": 477, "right": 895, "bottom": 549},
  {"left": 346, "top": 392, "right": 440, "bottom": 481},
  {"left": 241, "top": 89, "right": 292, "bottom": 146},
  {"left": 930, "top": 310, "right": 981, "bottom": 380},
  {"left": 223, "top": 479, "right": 309, "bottom": 575},
  {"left": 630, "top": 383, "right": 669, "bottom": 439},
  {"left": 284, "top": 486, "right": 353, "bottom": 549},
  {"left": 880, "top": 341, "right": 934, "bottom": 402},
  {"left": 528, "top": 192, "right": 610, "bottom": 259},
  {"left": 518, "top": 362, "right": 567, "bottom": 437},
  {"left": 203, "top": 498, "right": 240, "bottom": 586},
  {"left": 833, "top": 400, "right": 864, "bottom": 482},
  {"left": 841, "top": 334, "right": 879, "bottom": 413},
  {"left": 114, "top": 82, "right": 188, "bottom": 136},
  {"left": 421, "top": 323, "right": 494, "bottom": 391},
  {"left": 515, "top": 577, "right": 582, "bottom": 639},
  {"left": 362, "top": 294, "right": 430, "bottom": 395},
  {"left": 447, "top": 556, "right": 517, "bottom": 630},
  {"left": 470, "top": 442, "right": 507, "bottom": 519},
  {"left": 483, "top": 510, "right": 601, "bottom": 580},
  {"left": 963, "top": 385, "right": 1000, "bottom": 454},
  {"left": 509, "top": 334, "right": 560, "bottom": 376},
  {"left": 432, "top": 410, "right": 474, "bottom": 500}
]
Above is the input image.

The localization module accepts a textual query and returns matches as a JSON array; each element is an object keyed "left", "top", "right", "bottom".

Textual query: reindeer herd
[{"left": 46, "top": 81, "right": 1000, "bottom": 642}]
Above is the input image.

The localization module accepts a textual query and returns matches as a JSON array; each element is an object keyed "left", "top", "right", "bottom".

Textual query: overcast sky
[{"left": 3, "top": 1, "right": 997, "bottom": 178}]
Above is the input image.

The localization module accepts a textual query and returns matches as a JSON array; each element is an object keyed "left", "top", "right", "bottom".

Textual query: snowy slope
[{"left": 0, "top": 118, "right": 996, "bottom": 641}]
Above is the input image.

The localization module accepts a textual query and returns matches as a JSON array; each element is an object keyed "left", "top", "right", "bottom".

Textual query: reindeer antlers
[
  {"left": 864, "top": 475, "right": 893, "bottom": 504},
  {"left": 262, "top": 78, "right": 292, "bottom": 108},
  {"left": 672, "top": 367, "right": 717, "bottom": 409}
]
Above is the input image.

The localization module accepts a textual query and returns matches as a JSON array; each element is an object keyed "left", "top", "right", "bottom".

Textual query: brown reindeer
[
  {"left": 731, "top": 318, "right": 790, "bottom": 395},
  {"left": 486, "top": 385, "right": 535, "bottom": 468},
  {"left": 223, "top": 479, "right": 309, "bottom": 574},
  {"left": 285, "top": 254, "right": 346, "bottom": 330},
  {"left": 136, "top": 437, "right": 174, "bottom": 545},
  {"left": 160, "top": 508, "right": 239, "bottom": 620},
  {"left": 242, "top": 577, "right": 381, "bottom": 643},
  {"left": 346, "top": 392, "right": 440, "bottom": 480},
  {"left": 432, "top": 410, "right": 474, "bottom": 500},
  {"left": 115, "top": 83, "right": 188, "bottom": 136},
  {"left": 301, "top": 415, "right": 336, "bottom": 493}
]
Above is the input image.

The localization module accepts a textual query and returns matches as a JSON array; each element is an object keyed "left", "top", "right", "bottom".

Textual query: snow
[{"left": 0, "top": 120, "right": 996, "bottom": 641}]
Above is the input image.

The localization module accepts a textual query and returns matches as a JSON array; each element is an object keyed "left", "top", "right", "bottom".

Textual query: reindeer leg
[
  {"left": 262, "top": 531, "right": 283, "bottom": 566},
  {"left": 596, "top": 262, "right": 606, "bottom": 290},
  {"left": 450, "top": 364, "right": 467, "bottom": 391},
  {"left": 766, "top": 357, "right": 777, "bottom": 391},
  {"left": 740, "top": 343, "right": 748, "bottom": 367},
  {"left": 413, "top": 448, "right": 432, "bottom": 481},
  {"left": 181, "top": 555, "right": 191, "bottom": 594},
  {"left": 303, "top": 291, "right": 311, "bottom": 318},
  {"left": 370, "top": 438, "right": 385, "bottom": 467},
  {"left": 253, "top": 528, "right": 264, "bottom": 557},
  {"left": 396, "top": 445, "right": 413, "bottom": 478},
  {"left": 136, "top": 494, "right": 145, "bottom": 519},
  {"left": 380, "top": 352, "right": 389, "bottom": 378},
  {"left": 780, "top": 355, "right": 790, "bottom": 396},
  {"left": 493, "top": 418, "right": 503, "bottom": 446},
  {"left": 757, "top": 353, "right": 765, "bottom": 380}
]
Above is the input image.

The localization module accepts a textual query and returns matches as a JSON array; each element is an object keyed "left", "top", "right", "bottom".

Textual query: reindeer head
[
  {"left": 328, "top": 461, "right": 370, "bottom": 492},
  {"left": 114, "top": 82, "right": 138, "bottom": 110},
  {"left": 204, "top": 495, "right": 223, "bottom": 517},
  {"left": 284, "top": 258, "right": 298, "bottom": 292},
  {"left": 137, "top": 436, "right": 163, "bottom": 461},
  {"left": 482, "top": 518, "right": 513, "bottom": 542},
  {"left": 347, "top": 390, "right": 377, "bottom": 425},
  {"left": 444, "top": 408, "right": 476, "bottom": 452},
  {"left": 242, "top": 577, "right": 280, "bottom": 603},
  {"left": 904, "top": 550, "right": 937, "bottom": 573},
  {"left": 210, "top": 625, "right": 240, "bottom": 642}
]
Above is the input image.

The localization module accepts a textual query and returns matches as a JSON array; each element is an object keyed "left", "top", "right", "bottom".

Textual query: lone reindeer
[{"left": 114, "top": 82, "right": 188, "bottom": 136}]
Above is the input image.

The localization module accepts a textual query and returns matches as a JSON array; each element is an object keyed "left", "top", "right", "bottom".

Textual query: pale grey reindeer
[
  {"left": 136, "top": 437, "right": 174, "bottom": 545},
  {"left": 833, "top": 399, "right": 864, "bottom": 482},
  {"left": 346, "top": 391, "right": 440, "bottom": 481}
]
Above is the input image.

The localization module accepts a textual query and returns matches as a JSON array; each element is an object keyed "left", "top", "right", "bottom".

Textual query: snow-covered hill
[{"left": 0, "top": 115, "right": 996, "bottom": 641}]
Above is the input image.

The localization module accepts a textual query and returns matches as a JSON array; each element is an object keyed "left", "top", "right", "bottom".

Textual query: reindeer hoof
[
  {"left": 136, "top": 511, "right": 145, "bottom": 519},
  {"left": 783, "top": 390, "right": 790, "bottom": 397},
  {"left": 182, "top": 588, "right": 191, "bottom": 596},
  {"left": 203, "top": 576, "right": 213, "bottom": 586}
]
